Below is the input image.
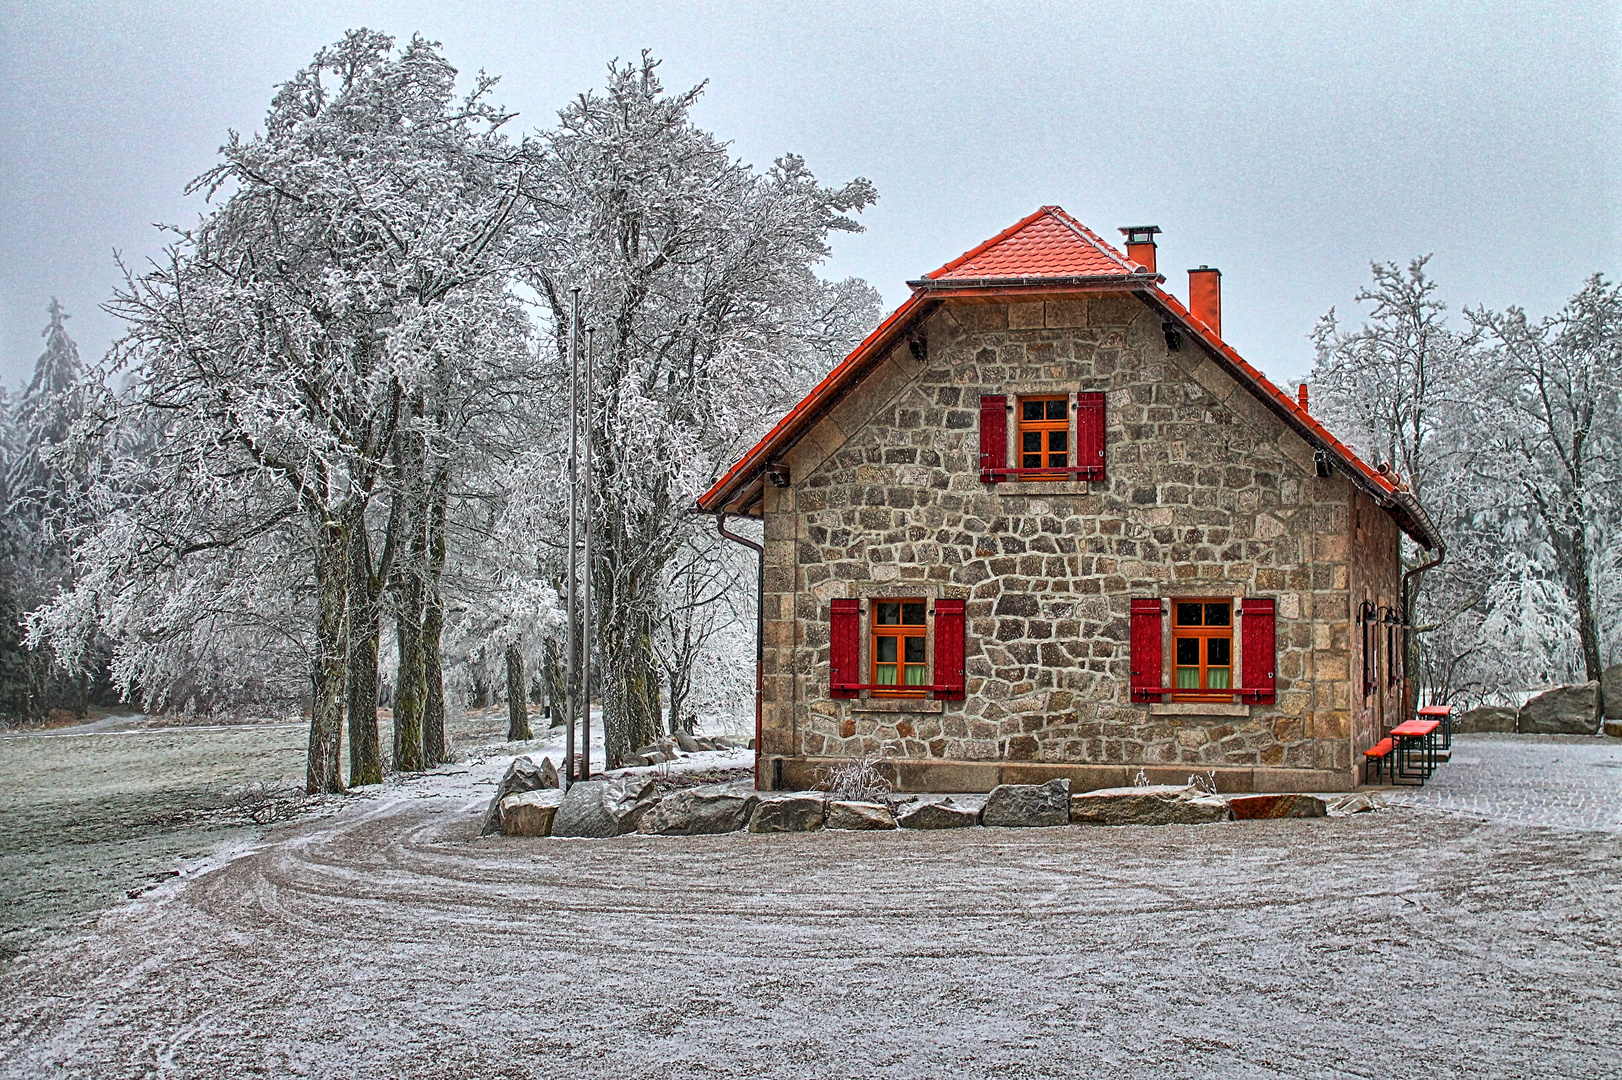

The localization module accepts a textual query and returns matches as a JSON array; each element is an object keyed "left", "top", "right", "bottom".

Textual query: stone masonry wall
[
  {"left": 1348, "top": 487, "right": 1405, "bottom": 759},
  {"left": 758, "top": 292, "right": 1377, "bottom": 793}
]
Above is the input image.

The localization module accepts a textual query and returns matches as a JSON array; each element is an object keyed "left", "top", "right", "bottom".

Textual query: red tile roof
[
  {"left": 697, "top": 207, "right": 1441, "bottom": 552},
  {"left": 924, "top": 206, "right": 1148, "bottom": 281}
]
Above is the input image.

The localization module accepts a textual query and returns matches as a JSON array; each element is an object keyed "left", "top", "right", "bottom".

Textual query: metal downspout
[
  {"left": 1400, "top": 541, "right": 1446, "bottom": 716},
  {"left": 716, "top": 511, "right": 765, "bottom": 788}
]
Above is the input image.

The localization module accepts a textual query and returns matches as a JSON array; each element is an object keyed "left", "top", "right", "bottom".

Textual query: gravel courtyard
[{"left": 2, "top": 732, "right": 1619, "bottom": 1079}]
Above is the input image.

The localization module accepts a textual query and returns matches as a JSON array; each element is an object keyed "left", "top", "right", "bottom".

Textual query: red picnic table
[
  {"left": 1417, "top": 704, "right": 1454, "bottom": 750},
  {"left": 1388, "top": 717, "right": 1442, "bottom": 785}
]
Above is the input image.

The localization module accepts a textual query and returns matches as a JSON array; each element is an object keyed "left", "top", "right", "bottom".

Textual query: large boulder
[
  {"left": 894, "top": 797, "right": 981, "bottom": 829},
  {"left": 499, "top": 789, "right": 565, "bottom": 837},
  {"left": 747, "top": 792, "right": 826, "bottom": 832},
  {"left": 1602, "top": 663, "right": 1621, "bottom": 720},
  {"left": 674, "top": 731, "right": 702, "bottom": 753},
  {"left": 551, "top": 776, "right": 661, "bottom": 838},
  {"left": 1069, "top": 784, "right": 1229, "bottom": 826},
  {"left": 478, "top": 755, "right": 561, "bottom": 836},
  {"left": 1228, "top": 793, "right": 1327, "bottom": 820},
  {"left": 638, "top": 785, "right": 758, "bottom": 836},
  {"left": 1454, "top": 706, "right": 1518, "bottom": 734},
  {"left": 825, "top": 801, "right": 897, "bottom": 831},
  {"left": 1517, "top": 682, "right": 1602, "bottom": 735},
  {"left": 981, "top": 779, "right": 1071, "bottom": 827}
]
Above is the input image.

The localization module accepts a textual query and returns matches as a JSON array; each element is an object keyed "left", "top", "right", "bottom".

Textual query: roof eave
[
  {"left": 695, "top": 292, "right": 941, "bottom": 513},
  {"left": 908, "top": 272, "right": 1165, "bottom": 291}
]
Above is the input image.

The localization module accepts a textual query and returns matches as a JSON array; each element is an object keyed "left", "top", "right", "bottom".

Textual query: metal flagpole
[
  {"left": 581, "top": 326, "right": 595, "bottom": 779},
  {"left": 563, "top": 289, "right": 580, "bottom": 786}
]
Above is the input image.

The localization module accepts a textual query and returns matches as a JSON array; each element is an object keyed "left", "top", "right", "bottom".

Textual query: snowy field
[{"left": 1, "top": 728, "right": 1619, "bottom": 1079}]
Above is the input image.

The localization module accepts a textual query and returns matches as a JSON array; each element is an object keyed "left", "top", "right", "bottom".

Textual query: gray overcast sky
[{"left": 1, "top": 0, "right": 1617, "bottom": 390}]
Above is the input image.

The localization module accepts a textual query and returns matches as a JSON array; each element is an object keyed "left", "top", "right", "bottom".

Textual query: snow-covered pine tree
[
  {"left": 1313, "top": 262, "right": 1622, "bottom": 702},
  {"left": 1, "top": 300, "right": 99, "bottom": 721}
]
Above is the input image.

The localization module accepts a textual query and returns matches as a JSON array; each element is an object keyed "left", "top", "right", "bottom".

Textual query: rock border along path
[{"left": 494, "top": 776, "right": 1346, "bottom": 836}]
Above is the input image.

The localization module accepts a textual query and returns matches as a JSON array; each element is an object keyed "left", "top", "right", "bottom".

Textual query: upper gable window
[
  {"left": 1019, "top": 396, "right": 1070, "bottom": 473},
  {"left": 978, "top": 391, "right": 1105, "bottom": 483}
]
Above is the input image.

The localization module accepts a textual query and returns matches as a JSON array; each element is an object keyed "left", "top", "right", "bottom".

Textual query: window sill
[
  {"left": 849, "top": 698, "right": 945, "bottom": 714},
  {"left": 987, "top": 479, "right": 1102, "bottom": 497},
  {"left": 1149, "top": 703, "right": 1250, "bottom": 717}
]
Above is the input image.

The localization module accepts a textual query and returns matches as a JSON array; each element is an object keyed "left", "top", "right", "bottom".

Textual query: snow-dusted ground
[
  {"left": 0, "top": 709, "right": 748, "bottom": 957},
  {"left": 2, "top": 730, "right": 1620, "bottom": 1078}
]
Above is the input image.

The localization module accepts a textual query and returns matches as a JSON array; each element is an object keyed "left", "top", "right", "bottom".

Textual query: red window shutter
[
  {"left": 1241, "top": 597, "right": 1277, "bottom": 704},
  {"left": 1130, "top": 598, "right": 1164, "bottom": 703},
  {"left": 830, "top": 599, "right": 860, "bottom": 698},
  {"left": 978, "top": 394, "right": 1007, "bottom": 482},
  {"left": 932, "top": 599, "right": 966, "bottom": 700},
  {"left": 1077, "top": 391, "right": 1106, "bottom": 481}
]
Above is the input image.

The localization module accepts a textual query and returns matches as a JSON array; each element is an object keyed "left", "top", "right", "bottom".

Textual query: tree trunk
[
  {"left": 420, "top": 600, "right": 447, "bottom": 765},
  {"left": 1564, "top": 515, "right": 1603, "bottom": 682},
  {"left": 605, "top": 618, "right": 662, "bottom": 768},
  {"left": 420, "top": 469, "right": 450, "bottom": 764},
  {"left": 543, "top": 636, "right": 564, "bottom": 727},
  {"left": 666, "top": 672, "right": 687, "bottom": 739},
  {"left": 391, "top": 519, "right": 428, "bottom": 774},
  {"left": 306, "top": 514, "right": 347, "bottom": 794},
  {"left": 393, "top": 603, "right": 425, "bottom": 772},
  {"left": 345, "top": 518, "right": 384, "bottom": 786},
  {"left": 505, "top": 641, "right": 532, "bottom": 741}
]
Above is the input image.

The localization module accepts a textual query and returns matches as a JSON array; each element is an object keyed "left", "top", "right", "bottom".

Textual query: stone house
[{"left": 698, "top": 207, "right": 1443, "bottom": 794}]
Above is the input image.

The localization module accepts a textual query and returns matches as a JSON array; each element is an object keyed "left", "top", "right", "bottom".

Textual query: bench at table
[{"left": 1366, "top": 705, "right": 1453, "bottom": 786}]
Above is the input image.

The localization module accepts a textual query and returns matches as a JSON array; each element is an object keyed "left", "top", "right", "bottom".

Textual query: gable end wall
[{"left": 758, "top": 293, "right": 1386, "bottom": 794}]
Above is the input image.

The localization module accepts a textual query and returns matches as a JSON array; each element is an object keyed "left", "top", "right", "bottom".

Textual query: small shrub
[
  {"left": 1188, "top": 770, "right": 1219, "bottom": 796},
  {"left": 817, "top": 748, "right": 894, "bottom": 802}
]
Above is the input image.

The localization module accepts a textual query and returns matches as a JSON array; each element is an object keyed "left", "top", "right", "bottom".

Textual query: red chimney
[
  {"left": 1118, "top": 225, "right": 1160, "bottom": 273},
  {"left": 1188, "top": 265, "right": 1221, "bottom": 339},
  {"left": 1297, "top": 383, "right": 1309, "bottom": 411}
]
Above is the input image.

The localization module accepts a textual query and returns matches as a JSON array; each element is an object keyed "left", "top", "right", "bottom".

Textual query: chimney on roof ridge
[
  {"left": 1119, "top": 225, "right": 1160, "bottom": 274},
  {"left": 1297, "top": 383, "right": 1309, "bottom": 412},
  {"left": 1188, "top": 265, "right": 1221, "bottom": 339}
]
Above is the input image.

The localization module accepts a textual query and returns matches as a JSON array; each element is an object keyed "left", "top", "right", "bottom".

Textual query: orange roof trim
[{"left": 697, "top": 207, "right": 1441, "bottom": 551}]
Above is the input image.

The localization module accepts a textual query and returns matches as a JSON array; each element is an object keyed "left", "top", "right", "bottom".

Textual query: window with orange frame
[
  {"left": 1018, "top": 395, "right": 1069, "bottom": 475},
  {"left": 871, "top": 600, "right": 927, "bottom": 694},
  {"left": 1173, "top": 599, "right": 1233, "bottom": 699}
]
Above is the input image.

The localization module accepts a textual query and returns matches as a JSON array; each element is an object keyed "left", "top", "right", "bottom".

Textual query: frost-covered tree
[
  {"left": 653, "top": 533, "right": 749, "bottom": 735},
  {"left": 1310, "top": 257, "right": 1476, "bottom": 505},
  {"left": 386, "top": 282, "right": 539, "bottom": 767},
  {"left": 522, "top": 54, "right": 879, "bottom": 763},
  {"left": 1468, "top": 276, "right": 1622, "bottom": 682},
  {"left": 31, "top": 31, "right": 534, "bottom": 790},
  {"left": 1312, "top": 262, "right": 1622, "bottom": 703},
  {"left": 1310, "top": 258, "right": 1480, "bottom": 701}
]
